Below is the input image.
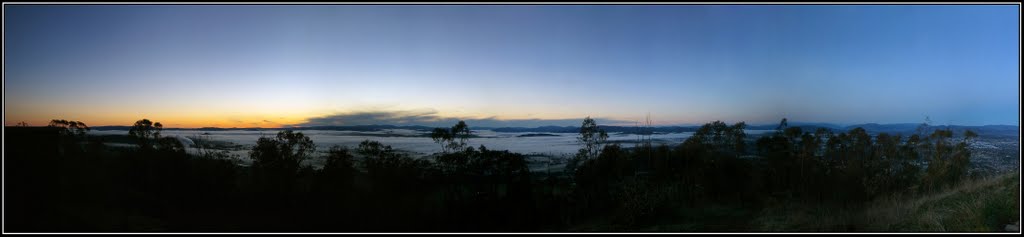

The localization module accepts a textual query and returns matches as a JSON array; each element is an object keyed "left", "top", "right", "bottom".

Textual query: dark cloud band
[{"left": 293, "top": 109, "right": 630, "bottom": 128}]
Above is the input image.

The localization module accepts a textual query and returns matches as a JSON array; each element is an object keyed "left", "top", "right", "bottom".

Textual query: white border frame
[{"left": 2, "top": 1, "right": 1021, "bottom": 235}]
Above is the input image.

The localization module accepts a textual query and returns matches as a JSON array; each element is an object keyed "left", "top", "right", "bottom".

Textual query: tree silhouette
[
  {"left": 248, "top": 130, "right": 316, "bottom": 197},
  {"left": 8, "top": 114, "right": 995, "bottom": 232},
  {"left": 323, "top": 145, "right": 356, "bottom": 176},
  {"left": 48, "top": 119, "right": 90, "bottom": 137},
  {"left": 46, "top": 119, "right": 92, "bottom": 156},
  {"left": 919, "top": 128, "right": 975, "bottom": 192},
  {"left": 250, "top": 130, "right": 316, "bottom": 174},
  {"left": 431, "top": 128, "right": 454, "bottom": 153},
  {"left": 431, "top": 120, "right": 472, "bottom": 154},
  {"left": 687, "top": 120, "right": 747, "bottom": 156},
  {"left": 316, "top": 145, "right": 356, "bottom": 195},
  {"left": 566, "top": 117, "right": 609, "bottom": 176},
  {"left": 356, "top": 139, "right": 432, "bottom": 201},
  {"left": 452, "top": 121, "right": 471, "bottom": 148},
  {"left": 576, "top": 116, "right": 609, "bottom": 161},
  {"left": 129, "top": 119, "right": 163, "bottom": 149}
]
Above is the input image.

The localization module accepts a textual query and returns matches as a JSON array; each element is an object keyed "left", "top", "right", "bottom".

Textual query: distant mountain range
[
  {"left": 476, "top": 122, "right": 1018, "bottom": 138},
  {"left": 87, "top": 122, "right": 1019, "bottom": 137},
  {"left": 89, "top": 124, "right": 438, "bottom": 132}
]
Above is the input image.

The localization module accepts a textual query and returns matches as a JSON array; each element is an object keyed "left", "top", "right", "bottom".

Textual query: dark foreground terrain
[{"left": 4, "top": 119, "right": 1020, "bottom": 232}]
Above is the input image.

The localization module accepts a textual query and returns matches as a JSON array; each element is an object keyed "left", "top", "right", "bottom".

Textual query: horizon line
[{"left": 16, "top": 121, "right": 1018, "bottom": 130}]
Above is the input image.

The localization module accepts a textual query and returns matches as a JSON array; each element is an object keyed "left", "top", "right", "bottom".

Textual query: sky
[{"left": 3, "top": 5, "right": 1020, "bottom": 128}]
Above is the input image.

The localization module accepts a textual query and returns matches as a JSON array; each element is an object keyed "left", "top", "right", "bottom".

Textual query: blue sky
[{"left": 3, "top": 5, "right": 1020, "bottom": 127}]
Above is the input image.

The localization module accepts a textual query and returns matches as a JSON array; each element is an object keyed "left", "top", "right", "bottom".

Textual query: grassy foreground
[
  {"left": 570, "top": 172, "right": 1020, "bottom": 232},
  {"left": 754, "top": 171, "right": 1020, "bottom": 232}
]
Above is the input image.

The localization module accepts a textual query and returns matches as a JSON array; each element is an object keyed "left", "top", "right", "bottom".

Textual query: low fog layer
[{"left": 88, "top": 128, "right": 779, "bottom": 170}]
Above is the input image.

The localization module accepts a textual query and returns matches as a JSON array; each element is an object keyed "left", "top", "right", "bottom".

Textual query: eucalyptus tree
[
  {"left": 129, "top": 119, "right": 163, "bottom": 149},
  {"left": 431, "top": 120, "right": 472, "bottom": 154}
]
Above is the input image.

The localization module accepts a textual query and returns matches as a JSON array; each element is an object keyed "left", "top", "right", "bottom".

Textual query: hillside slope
[{"left": 756, "top": 172, "right": 1020, "bottom": 232}]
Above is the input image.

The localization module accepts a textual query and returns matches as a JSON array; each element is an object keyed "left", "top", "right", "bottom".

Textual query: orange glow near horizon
[
  {"left": 4, "top": 113, "right": 316, "bottom": 129},
  {"left": 4, "top": 109, "right": 642, "bottom": 128}
]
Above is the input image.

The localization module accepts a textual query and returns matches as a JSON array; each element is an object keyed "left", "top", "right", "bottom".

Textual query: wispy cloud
[{"left": 292, "top": 109, "right": 630, "bottom": 128}]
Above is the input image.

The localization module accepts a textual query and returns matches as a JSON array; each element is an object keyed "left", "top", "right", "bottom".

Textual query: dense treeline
[
  {"left": 562, "top": 117, "right": 978, "bottom": 228},
  {"left": 5, "top": 117, "right": 981, "bottom": 232}
]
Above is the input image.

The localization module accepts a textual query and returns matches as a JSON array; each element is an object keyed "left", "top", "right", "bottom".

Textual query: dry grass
[
  {"left": 858, "top": 171, "right": 1019, "bottom": 232},
  {"left": 754, "top": 171, "right": 1020, "bottom": 232},
  {"left": 753, "top": 200, "right": 858, "bottom": 232}
]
